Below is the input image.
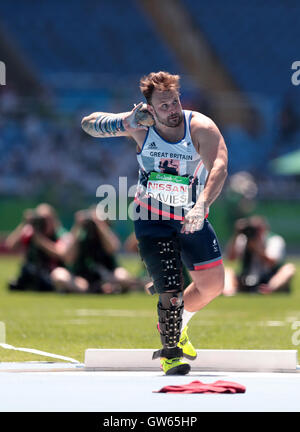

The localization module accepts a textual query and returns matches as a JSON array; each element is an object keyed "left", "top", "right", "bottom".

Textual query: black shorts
[{"left": 134, "top": 218, "right": 223, "bottom": 271}]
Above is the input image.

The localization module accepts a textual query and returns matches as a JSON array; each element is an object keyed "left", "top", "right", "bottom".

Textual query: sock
[{"left": 181, "top": 309, "right": 196, "bottom": 330}]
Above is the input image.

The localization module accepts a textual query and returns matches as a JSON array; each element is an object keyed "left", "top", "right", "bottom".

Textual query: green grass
[{"left": 0, "top": 254, "right": 300, "bottom": 363}]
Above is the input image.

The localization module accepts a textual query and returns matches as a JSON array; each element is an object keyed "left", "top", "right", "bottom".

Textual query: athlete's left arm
[
  {"left": 181, "top": 116, "right": 227, "bottom": 234},
  {"left": 194, "top": 116, "right": 228, "bottom": 211}
]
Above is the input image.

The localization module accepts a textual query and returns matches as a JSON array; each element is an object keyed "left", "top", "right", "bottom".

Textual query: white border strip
[
  {"left": 0, "top": 343, "right": 80, "bottom": 364},
  {"left": 85, "top": 349, "right": 298, "bottom": 372}
]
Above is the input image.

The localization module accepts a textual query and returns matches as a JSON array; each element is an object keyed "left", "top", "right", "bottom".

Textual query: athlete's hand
[
  {"left": 122, "top": 102, "right": 151, "bottom": 132},
  {"left": 180, "top": 204, "right": 205, "bottom": 234}
]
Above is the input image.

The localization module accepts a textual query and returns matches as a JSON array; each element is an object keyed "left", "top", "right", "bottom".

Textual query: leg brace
[{"left": 138, "top": 235, "right": 184, "bottom": 359}]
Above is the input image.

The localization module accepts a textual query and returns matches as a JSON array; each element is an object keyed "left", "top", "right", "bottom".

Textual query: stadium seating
[
  {"left": 181, "top": 0, "right": 300, "bottom": 171},
  {"left": 0, "top": 0, "right": 181, "bottom": 77},
  {"left": 182, "top": 0, "right": 300, "bottom": 98},
  {"left": 0, "top": 0, "right": 299, "bottom": 191}
]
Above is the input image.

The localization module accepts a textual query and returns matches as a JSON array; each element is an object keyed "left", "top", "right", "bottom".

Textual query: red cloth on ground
[{"left": 155, "top": 380, "right": 246, "bottom": 394}]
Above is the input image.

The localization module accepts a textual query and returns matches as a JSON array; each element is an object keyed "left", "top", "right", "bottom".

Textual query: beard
[{"left": 153, "top": 109, "right": 184, "bottom": 128}]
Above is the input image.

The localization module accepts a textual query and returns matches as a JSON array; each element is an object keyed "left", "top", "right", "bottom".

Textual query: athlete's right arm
[{"left": 81, "top": 102, "right": 147, "bottom": 138}]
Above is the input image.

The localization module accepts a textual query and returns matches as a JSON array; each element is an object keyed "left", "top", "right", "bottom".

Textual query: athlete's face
[{"left": 148, "top": 90, "right": 183, "bottom": 128}]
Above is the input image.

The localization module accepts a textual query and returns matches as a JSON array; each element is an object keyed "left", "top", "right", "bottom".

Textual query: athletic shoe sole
[{"left": 165, "top": 363, "right": 191, "bottom": 375}]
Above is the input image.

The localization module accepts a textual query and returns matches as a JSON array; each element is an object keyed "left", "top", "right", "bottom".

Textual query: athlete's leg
[
  {"left": 137, "top": 232, "right": 190, "bottom": 374},
  {"left": 138, "top": 235, "right": 184, "bottom": 353},
  {"left": 178, "top": 219, "right": 224, "bottom": 327},
  {"left": 174, "top": 266, "right": 224, "bottom": 359},
  {"left": 183, "top": 263, "right": 224, "bottom": 312}
]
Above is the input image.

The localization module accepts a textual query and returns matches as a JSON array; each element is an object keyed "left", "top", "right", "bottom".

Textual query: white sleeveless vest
[{"left": 135, "top": 110, "right": 208, "bottom": 218}]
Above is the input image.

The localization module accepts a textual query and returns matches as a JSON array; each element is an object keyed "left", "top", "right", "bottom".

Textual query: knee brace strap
[{"left": 138, "top": 235, "right": 184, "bottom": 294}]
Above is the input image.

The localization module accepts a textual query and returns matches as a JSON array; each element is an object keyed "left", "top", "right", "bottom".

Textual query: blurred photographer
[
  {"left": 223, "top": 215, "right": 295, "bottom": 295},
  {"left": 5, "top": 203, "right": 71, "bottom": 292},
  {"left": 51, "top": 208, "right": 145, "bottom": 294}
]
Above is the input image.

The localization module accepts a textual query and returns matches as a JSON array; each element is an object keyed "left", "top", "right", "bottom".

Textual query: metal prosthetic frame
[{"left": 138, "top": 235, "right": 184, "bottom": 360}]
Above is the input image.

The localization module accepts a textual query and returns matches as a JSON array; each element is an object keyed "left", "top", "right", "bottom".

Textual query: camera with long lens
[
  {"left": 79, "top": 210, "right": 93, "bottom": 222},
  {"left": 239, "top": 224, "right": 258, "bottom": 240},
  {"left": 236, "top": 217, "right": 259, "bottom": 240},
  {"left": 237, "top": 220, "right": 261, "bottom": 291},
  {"left": 27, "top": 211, "right": 47, "bottom": 233}
]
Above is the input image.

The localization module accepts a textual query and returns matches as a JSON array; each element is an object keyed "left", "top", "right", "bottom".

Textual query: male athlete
[{"left": 81, "top": 71, "right": 228, "bottom": 375}]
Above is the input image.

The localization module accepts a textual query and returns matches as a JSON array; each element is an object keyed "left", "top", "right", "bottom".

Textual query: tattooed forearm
[
  {"left": 81, "top": 112, "right": 127, "bottom": 138},
  {"left": 81, "top": 114, "right": 100, "bottom": 137},
  {"left": 81, "top": 103, "right": 149, "bottom": 138}
]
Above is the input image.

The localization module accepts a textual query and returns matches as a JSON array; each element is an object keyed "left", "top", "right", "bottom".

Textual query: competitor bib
[{"left": 146, "top": 172, "right": 190, "bottom": 207}]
